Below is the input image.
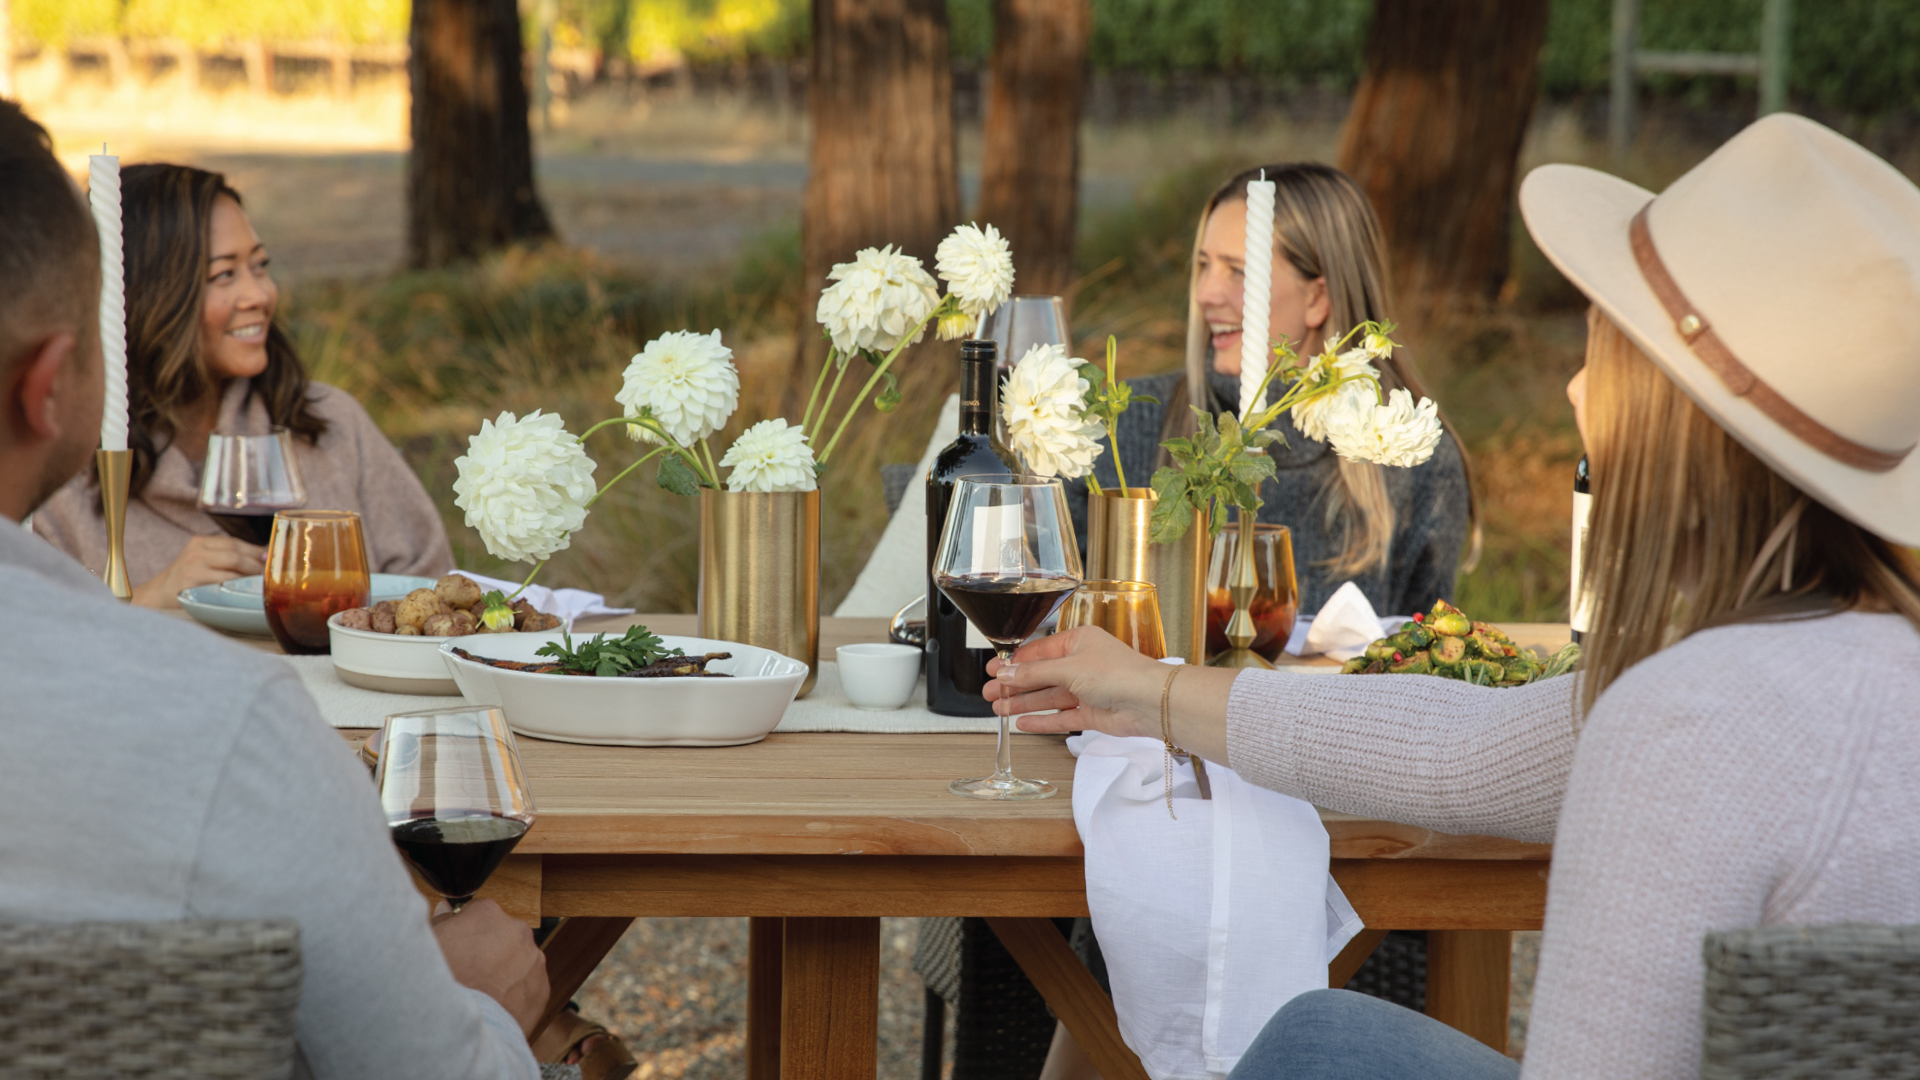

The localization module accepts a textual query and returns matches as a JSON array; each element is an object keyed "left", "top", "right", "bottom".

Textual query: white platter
[{"left": 439, "top": 633, "right": 808, "bottom": 747}]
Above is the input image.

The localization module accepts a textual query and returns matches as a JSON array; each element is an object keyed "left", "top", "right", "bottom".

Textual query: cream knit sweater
[{"left": 1225, "top": 611, "right": 1920, "bottom": 1078}]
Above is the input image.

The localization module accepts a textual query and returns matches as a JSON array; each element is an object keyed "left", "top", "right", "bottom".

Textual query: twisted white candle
[
  {"left": 1238, "top": 173, "right": 1276, "bottom": 423},
  {"left": 88, "top": 152, "right": 128, "bottom": 453}
]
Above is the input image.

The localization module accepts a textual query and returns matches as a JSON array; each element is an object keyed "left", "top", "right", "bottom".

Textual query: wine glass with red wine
[
  {"left": 931, "top": 474, "right": 1082, "bottom": 800},
  {"left": 376, "top": 706, "right": 536, "bottom": 912},
  {"left": 197, "top": 429, "right": 307, "bottom": 545}
]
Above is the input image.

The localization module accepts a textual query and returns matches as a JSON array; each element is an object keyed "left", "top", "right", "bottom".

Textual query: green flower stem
[
  {"left": 800, "top": 350, "right": 837, "bottom": 436},
  {"left": 816, "top": 302, "right": 949, "bottom": 466},
  {"left": 698, "top": 439, "right": 721, "bottom": 483},
  {"left": 505, "top": 559, "right": 547, "bottom": 603},
  {"left": 578, "top": 415, "right": 717, "bottom": 488},
  {"left": 810, "top": 358, "right": 853, "bottom": 446},
  {"left": 583, "top": 447, "right": 666, "bottom": 511}
]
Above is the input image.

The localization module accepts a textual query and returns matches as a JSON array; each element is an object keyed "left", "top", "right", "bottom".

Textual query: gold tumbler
[
  {"left": 697, "top": 488, "right": 821, "bottom": 697},
  {"left": 1084, "top": 488, "right": 1208, "bottom": 666}
]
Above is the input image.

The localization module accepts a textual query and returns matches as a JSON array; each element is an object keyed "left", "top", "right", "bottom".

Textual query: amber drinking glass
[
  {"left": 1204, "top": 523, "right": 1299, "bottom": 662},
  {"left": 1057, "top": 580, "right": 1167, "bottom": 660},
  {"left": 264, "top": 509, "right": 371, "bottom": 654}
]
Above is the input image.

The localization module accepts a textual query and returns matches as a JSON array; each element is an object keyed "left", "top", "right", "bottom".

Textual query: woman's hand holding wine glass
[{"left": 985, "top": 627, "right": 1238, "bottom": 766}]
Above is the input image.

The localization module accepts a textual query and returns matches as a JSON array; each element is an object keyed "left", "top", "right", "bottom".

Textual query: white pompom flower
[
  {"left": 816, "top": 246, "right": 942, "bottom": 358},
  {"left": 616, "top": 329, "right": 740, "bottom": 447},
  {"left": 935, "top": 222, "right": 1015, "bottom": 338},
  {"left": 1001, "top": 344, "right": 1105, "bottom": 479},
  {"left": 1325, "top": 387, "right": 1444, "bottom": 468},
  {"left": 1292, "top": 376, "right": 1378, "bottom": 443},
  {"left": 720, "top": 418, "right": 818, "bottom": 493},
  {"left": 452, "top": 410, "right": 598, "bottom": 564}
]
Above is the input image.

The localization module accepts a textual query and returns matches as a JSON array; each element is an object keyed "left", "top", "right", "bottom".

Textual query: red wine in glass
[
  {"left": 206, "top": 506, "right": 298, "bottom": 546},
  {"left": 390, "top": 814, "right": 530, "bottom": 909},
  {"left": 934, "top": 571, "right": 1080, "bottom": 649}
]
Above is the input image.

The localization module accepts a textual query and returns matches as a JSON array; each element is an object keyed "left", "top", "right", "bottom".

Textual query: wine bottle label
[
  {"left": 1569, "top": 488, "right": 1593, "bottom": 634},
  {"left": 969, "top": 505, "right": 1024, "bottom": 574}
]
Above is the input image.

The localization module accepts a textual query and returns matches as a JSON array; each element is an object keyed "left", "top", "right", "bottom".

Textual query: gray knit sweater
[{"left": 1064, "top": 371, "right": 1471, "bottom": 615}]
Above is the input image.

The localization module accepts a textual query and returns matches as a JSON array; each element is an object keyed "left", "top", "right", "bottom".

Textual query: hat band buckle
[{"left": 1629, "top": 205, "right": 1911, "bottom": 473}]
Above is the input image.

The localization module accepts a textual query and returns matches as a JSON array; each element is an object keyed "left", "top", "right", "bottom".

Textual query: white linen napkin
[
  {"left": 1068, "top": 733, "right": 1363, "bottom": 1079},
  {"left": 1289, "top": 582, "right": 1388, "bottom": 661},
  {"left": 451, "top": 571, "right": 635, "bottom": 627}
]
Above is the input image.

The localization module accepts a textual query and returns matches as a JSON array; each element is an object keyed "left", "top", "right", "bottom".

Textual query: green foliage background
[{"left": 14, "top": 0, "right": 1919, "bottom": 115}]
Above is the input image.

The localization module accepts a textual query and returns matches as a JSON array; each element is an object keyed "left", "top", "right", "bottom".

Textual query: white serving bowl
[
  {"left": 438, "top": 633, "right": 807, "bottom": 746},
  {"left": 328, "top": 613, "right": 566, "bottom": 696}
]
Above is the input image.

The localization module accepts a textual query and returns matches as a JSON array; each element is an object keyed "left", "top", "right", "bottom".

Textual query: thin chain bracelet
[{"left": 1159, "top": 664, "right": 1183, "bottom": 819}]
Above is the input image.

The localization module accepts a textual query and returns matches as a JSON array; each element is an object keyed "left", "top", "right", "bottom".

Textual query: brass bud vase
[
  {"left": 697, "top": 488, "right": 821, "bottom": 697},
  {"left": 1085, "top": 487, "right": 1208, "bottom": 666}
]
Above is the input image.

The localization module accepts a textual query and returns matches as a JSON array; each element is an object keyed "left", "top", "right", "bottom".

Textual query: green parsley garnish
[{"left": 534, "top": 625, "right": 683, "bottom": 677}]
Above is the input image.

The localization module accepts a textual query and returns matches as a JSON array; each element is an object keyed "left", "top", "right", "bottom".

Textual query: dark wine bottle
[
  {"left": 926, "top": 340, "right": 1019, "bottom": 716},
  {"left": 1569, "top": 455, "right": 1591, "bottom": 645}
]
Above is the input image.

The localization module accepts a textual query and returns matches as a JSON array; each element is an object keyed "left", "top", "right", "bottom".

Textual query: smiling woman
[{"left": 32, "top": 165, "right": 452, "bottom": 606}]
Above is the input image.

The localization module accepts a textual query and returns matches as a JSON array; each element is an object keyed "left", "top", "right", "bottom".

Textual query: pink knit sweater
[{"left": 1225, "top": 611, "right": 1920, "bottom": 1077}]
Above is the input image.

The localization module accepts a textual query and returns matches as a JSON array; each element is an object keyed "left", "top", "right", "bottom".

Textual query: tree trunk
[
  {"left": 1336, "top": 0, "right": 1549, "bottom": 317},
  {"left": 803, "top": 0, "right": 959, "bottom": 338},
  {"left": 975, "top": 0, "right": 1090, "bottom": 304},
  {"left": 408, "top": 0, "right": 555, "bottom": 269}
]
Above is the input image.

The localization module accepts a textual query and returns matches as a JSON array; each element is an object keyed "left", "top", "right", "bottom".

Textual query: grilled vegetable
[{"left": 1342, "top": 599, "right": 1579, "bottom": 687}]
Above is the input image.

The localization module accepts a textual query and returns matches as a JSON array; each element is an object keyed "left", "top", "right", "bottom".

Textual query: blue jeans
[{"left": 1228, "top": 990, "right": 1521, "bottom": 1080}]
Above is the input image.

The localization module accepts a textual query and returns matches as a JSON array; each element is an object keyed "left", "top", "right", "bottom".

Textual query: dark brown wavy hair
[{"left": 117, "top": 164, "right": 325, "bottom": 499}]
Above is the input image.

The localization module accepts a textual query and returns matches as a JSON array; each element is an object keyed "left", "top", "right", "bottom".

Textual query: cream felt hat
[{"left": 1519, "top": 113, "right": 1920, "bottom": 546}]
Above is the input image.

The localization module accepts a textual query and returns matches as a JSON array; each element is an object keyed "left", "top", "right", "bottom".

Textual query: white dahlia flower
[
  {"left": 616, "top": 329, "right": 740, "bottom": 447},
  {"left": 1292, "top": 375, "right": 1379, "bottom": 443},
  {"left": 720, "top": 418, "right": 818, "bottom": 493},
  {"left": 816, "top": 245, "right": 941, "bottom": 358},
  {"left": 935, "top": 222, "right": 1015, "bottom": 337},
  {"left": 452, "top": 410, "right": 597, "bottom": 564},
  {"left": 1001, "top": 344, "right": 1104, "bottom": 479},
  {"left": 1325, "top": 387, "right": 1444, "bottom": 468}
]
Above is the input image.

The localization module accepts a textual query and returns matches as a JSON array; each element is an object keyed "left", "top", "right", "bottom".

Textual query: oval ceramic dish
[
  {"left": 438, "top": 634, "right": 807, "bottom": 746},
  {"left": 329, "top": 614, "right": 567, "bottom": 695}
]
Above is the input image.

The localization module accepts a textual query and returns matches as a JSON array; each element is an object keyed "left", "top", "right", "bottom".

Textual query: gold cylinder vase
[
  {"left": 1085, "top": 488, "right": 1208, "bottom": 666},
  {"left": 698, "top": 488, "right": 821, "bottom": 697}
]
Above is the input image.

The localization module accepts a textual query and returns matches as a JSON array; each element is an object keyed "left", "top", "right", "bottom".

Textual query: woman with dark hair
[{"left": 34, "top": 165, "right": 451, "bottom": 606}]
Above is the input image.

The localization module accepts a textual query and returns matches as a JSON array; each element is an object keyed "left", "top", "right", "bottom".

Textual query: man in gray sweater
[{"left": 0, "top": 102, "right": 545, "bottom": 1078}]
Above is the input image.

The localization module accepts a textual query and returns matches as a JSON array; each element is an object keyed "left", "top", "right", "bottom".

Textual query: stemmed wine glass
[
  {"left": 932, "top": 474, "right": 1083, "bottom": 800},
  {"left": 376, "top": 706, "right": 537, "bottom": 912},
  {"left": 197, "top": 428, "right": 308, "bottom": 545}
]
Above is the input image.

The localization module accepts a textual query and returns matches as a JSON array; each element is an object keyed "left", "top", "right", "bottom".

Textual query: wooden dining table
[{"left": 320, "top": 613, "right": 1558, "bottom": 1079}]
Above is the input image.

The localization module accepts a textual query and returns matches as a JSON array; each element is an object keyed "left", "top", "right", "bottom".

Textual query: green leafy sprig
[
  {"left": 1077, "top": 335, "right": 1156, "bottom": 496},
  {"left": 534, "top": 624, "right": 684, "bottom": 677}
]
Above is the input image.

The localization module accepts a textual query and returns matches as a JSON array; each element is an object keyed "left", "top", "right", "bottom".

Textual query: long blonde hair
[
  {"left": 1579, "top": 312, "right": 1920, "bottom": 713},
  {"left": 1176, "top": 164, "right": 1476, "bottom": 578}
]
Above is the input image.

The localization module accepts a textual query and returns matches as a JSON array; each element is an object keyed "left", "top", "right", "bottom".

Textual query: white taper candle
[
  {"left": 1238, "top": 172, "right": 1276, "bottom": 423},
  {"left": 88, "top": 151, "right": 129, "bottom": 453}
]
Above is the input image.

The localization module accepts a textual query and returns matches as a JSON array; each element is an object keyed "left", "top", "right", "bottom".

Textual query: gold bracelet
[{"left": 1160, "top": 664, "right": 1183, "bottom": 819}]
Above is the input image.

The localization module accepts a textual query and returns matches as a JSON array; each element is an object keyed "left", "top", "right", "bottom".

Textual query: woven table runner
[{"left": 284, "top": 656, "right": 1002, "bottom": 734}]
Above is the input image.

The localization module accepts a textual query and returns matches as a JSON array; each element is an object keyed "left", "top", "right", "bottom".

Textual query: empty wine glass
[
  {"left": 376, "top": 706, "right": 536, "bottom": 912},
  {"left": 931, "top": 474, "right": 1082, "bottom": 800},
  {"left": 1057, "top": 580, "right": 1167, "bottom": 659},
  {"left": 197, "top": 429, "right": 307, "bottom": 546}
]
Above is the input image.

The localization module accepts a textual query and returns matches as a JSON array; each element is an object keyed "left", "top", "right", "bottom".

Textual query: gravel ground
[
  {"left": 573, "top": 917, "right": 951, "bottom": 1080},
  {"left": 573, "top": 919, "right": 1540, "bottom": 1077}
]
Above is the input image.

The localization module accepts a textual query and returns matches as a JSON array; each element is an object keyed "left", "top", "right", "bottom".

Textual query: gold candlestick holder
[
  {"left": 96, "top": 448, "right": 132, "bottom": 601},
  {"left": 1207, "top": 510, "right": 1274, "bottom": 670}
]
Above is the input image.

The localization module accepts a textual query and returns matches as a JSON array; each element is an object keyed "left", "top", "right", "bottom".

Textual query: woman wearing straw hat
[{"left": 985, "top": 112, "right": 1920, "bottom": 1078}]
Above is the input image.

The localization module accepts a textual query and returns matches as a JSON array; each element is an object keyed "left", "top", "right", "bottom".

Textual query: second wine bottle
[{"left": 926, "top": 339, "right": 1019, "bottom": 716}]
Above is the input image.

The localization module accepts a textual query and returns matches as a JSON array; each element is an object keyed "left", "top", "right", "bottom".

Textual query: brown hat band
[{"left": 1629, "top": 205, "right": 1911, "bottom": 472}]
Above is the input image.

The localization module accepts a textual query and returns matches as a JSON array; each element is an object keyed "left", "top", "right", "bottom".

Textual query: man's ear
[
  {"left": 11, "top": 333, "right": 77, "bottom": 443},
  {"left": 1304, "top": 278, "right": 1332, "bottom": 334}
]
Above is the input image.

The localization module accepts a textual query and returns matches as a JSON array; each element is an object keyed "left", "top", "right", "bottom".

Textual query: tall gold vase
[
  {"left": 698, "top": 488, "right": 821, "bottom": 697},
  {"left": 1085, "top": 488, "right": 1208, "bottom": 665}
]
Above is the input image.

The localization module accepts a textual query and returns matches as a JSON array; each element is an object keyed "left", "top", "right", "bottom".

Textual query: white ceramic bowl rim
[
  {"left": 836, "top": 642, "right": 921, "bottom": 659},
  {"left": 328, "top": 609, "right": 455, "bottom": 644},
  {"left": 441, "top": 634, "right": 807, "bottom": 682}
]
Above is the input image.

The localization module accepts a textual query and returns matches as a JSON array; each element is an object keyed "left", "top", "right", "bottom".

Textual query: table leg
[
  {"left": 748, "top": 917, "right": 784, "bottom": 1080},
  {"left": 530, "top": 916, "right": 635, "bottom": 1042},
  {"left": 780, "top": 917, "right": 879, "bottom": 1080},
  {"left": 1328, "top": 928, "right": 1390, "bottom": 989},
  {"left": 985, "top": 917, "right": 1150, "bottom": 1080},
  {"left": 1426, "top": 930, "right": 1511, "bottom": 1053}
]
